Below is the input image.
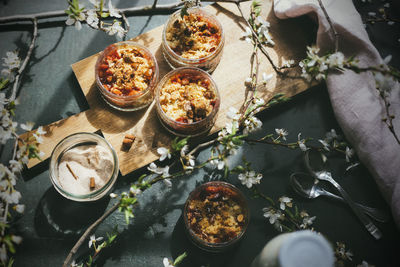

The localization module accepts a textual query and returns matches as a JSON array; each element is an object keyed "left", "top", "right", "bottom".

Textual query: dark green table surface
[{"left": 1, "top": 0, "right": 400, "bottom": 266}]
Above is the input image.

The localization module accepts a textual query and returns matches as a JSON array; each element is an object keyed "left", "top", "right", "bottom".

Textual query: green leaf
[
  {"left": 173, "top": 252, "right": 188, "bottom": 266},
  {"left": 101, "top": 12, "right": 109, "bottom": 18},
  {"left": 0, "top": 78, "right": 9, "bottom": 90},
  {"left": 7, "top": 258, "right": 14, "bottom": 267},
  {"left": 224, "top": 165, "right": 229, "bottom": 178},
  {"left": 107, "top": 232, "right": 118, "bottom": 244}
]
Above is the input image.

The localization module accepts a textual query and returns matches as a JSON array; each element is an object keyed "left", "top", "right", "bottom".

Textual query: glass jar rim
[
  {"left": 155, "top": 67, "right": 220, "bottom": 127},
  {"left": 49, "top": 132, "right": 119, "bottom": 201},
  {"left": 162, "top": 7, "right": 225, "bottom": 64},
  {"left": 183, "top": 181, "right": 250, "bottom": 248},
  {"left": 95, "top": 41, "right": 159, "bottom": 100}
]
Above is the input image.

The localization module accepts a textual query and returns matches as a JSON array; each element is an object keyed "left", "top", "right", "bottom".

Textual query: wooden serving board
[{"left": 24, "top": 1, "right": 312, "bottom": 176}]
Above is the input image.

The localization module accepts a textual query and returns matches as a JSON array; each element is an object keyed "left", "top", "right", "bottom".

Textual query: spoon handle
[
  {"left": 318, "top": 172, "right": 382, "bottom": 240},
  {"left": 322, "top": 190, "right": 390, "bottom": 223}
]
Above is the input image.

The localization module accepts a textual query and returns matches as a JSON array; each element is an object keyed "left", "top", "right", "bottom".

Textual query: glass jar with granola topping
[
  {"left": 155, "top": 67, "right": 220, "bottom": 136},
  {"left": 95, "top": 41, "right": 159, "bottom": 111},
  {"left": 183, "top": 181, "right": 249, "bottom": 252},
  {"left": 162, "top": 7, "right": 224, "bottom": 72}
]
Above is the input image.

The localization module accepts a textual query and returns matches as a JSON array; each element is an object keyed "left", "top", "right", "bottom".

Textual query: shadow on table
[{"left": 34, "top": 186, "right": 109, "bottom": 238}]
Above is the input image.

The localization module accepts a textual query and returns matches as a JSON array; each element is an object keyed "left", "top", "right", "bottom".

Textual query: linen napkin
[{"left": 273, "top": 0, "right": 400, "bottom": 228}]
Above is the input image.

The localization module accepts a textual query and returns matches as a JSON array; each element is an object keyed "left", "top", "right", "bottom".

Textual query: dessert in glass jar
[
  {"left": 95, "top": 41, "right": 159, "bottom": 111},
  {"left": 49, "top": 132, "right": 119, "bottom": 202},
  {"left": 183, "top": 181, "right": 249, "bottom": 252},
  {"left": 155, "top": 67, "right": 220, "bottom": 136},
  {"left": 162, "top": 7, "right": 224, "bottom": 72}
]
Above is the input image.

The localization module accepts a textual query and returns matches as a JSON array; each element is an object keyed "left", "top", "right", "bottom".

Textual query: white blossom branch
[
  {"left": 9, "top": 18, "right": 37, "bottom": 102},
  {"left": 62, "top": 202, "right": 120, "bottom": 267},
  {"left": 0, "top": 0, "right": 248, "bottom": 24},
  {"left": 317, "top": 0, "right": 339, "bottom": 52}
]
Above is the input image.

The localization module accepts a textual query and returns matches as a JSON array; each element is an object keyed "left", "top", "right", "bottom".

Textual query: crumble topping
[
  {"left": 98, "top": 45, "right": 155, "bottom": 96},
  {"left": 186, "top": 185, "right": 246, "bottom": 243},
  {"left": 166, "top": 13, "right": 221, "bottom": 59},
  {"left": 159, "top": 73, "right": 216, "bottom": 123}
]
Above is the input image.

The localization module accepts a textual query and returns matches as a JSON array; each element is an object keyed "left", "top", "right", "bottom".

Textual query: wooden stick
[{"left": 66, "top": 163, "right": 79, "bottom": 180}]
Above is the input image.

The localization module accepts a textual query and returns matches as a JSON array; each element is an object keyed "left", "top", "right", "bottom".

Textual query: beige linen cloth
[{"left": 273, "top": 0, "right": 400, "bottom": 227}]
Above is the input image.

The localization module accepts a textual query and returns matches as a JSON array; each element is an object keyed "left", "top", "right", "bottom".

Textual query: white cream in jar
[{"left": 57, "top": 144, "right": 114, "bottom": 195}]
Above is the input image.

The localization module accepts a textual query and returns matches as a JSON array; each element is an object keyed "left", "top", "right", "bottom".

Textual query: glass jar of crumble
[
  {"left": 162, "top": 7, "right": 225, "bottom": 73},
  {"left": 183, "top": 181, "right": 250, "bottom": 252},
  {"left": 155, "top": 67, "right": 220, "bottom": 137},
  {"left": 95, "top": 41, "right": 159, "bottom": 111}
]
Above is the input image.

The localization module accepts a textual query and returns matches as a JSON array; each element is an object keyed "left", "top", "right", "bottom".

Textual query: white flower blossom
[
  {"left": 226, "top": 107, "right": 240, "bottom": 121},
  {"left": 36, "top": 126, "right": 46, "bottom": 135},
  {"left": 14, "top": 204, "right": 25, "bottom": 213},
  {"left": 130, "top": 186, "right": 141, "bottom": 196},
  {"left": 262, "top": 72, "right": 273, "bottom": 84},
  {"left": 300, "top": 215, "right": 316, "bottom": 229},
  {"left": 106, "top": 21, "right": 126, "bottom": 38},
  {"left": 109, "top": 192, "right": 117, "bottom": 198},
  {"left": 180, "top": 145, "right": 189, "bottom": 158},
  {"left": 383, "top": 3, "right": 390, "bottom": 8},
  {"left": 224, "top": 121, "right": 239, "bottom": 135},
  {"left": 297, "top": 133, "right": 308, "bottom": 151},
  {"left": 282, "top": 59, "right": 295, "bottom": 68},
  {"left": 88, "top": 235, "right": 103, "bottom": 248},
  {"left": 163, "top": 257, "right": 174, "bottom": 267},
  {"left": 243, "top": 115, "right": 262, "bottom": 134},
  {"left": 241, "top": 26, "right": 253, "bottom": 44},
  {"left": 157, "top": 147, "right": 171, "bottom": 161},
  {"left": 275, "top": 128, "right": 288, "bottom": 140},
  {"left": 238, "top": 171, "right": 262, "bottom": 188},
  {"left": 327, "top": 52, "right": 344, "bottom": 68},
  {"left": 262, "top": 207, "right": 283, "bottom": 224},
  {"left": 66, "top": 12, "right": 86, "bottom": 30},
  {"left": 383, "top": 54, "right": 392, "bottom": 65},
  {"left": 2, "top": 190, "right": 21, "bottom": 204},
  {"left": 108, "top": 0, "right": 121, "bottom": 18},
  {"left": 86, "top": 9, "right": 99, "bottom": 29},
  {"left": 11, "top": 235, "right": 22, "bottom": 245},
  {"left": 210, "top": 158, "right": 225, "bottom": 170},
  {"left": 345, "top": 147, "right": 354, "bottom": 162},
  {"left": 9, "top": 160, "right": 23, "bottom": 173},
  {"left": 278, "top": 196, "right": 292, "bottom": 210},
  {"left": 244, "top": 77, "right": 252, "bottom": 87},
  {"left": 20, "top": 122, "right": 34, "bottom": 131},
  {"left": 318, "top": 139, "right": 330, "bottom": 151},
  {"left": 2, "top": 51, "right": 21, "bottom": 71},
  {"left": 374, "top": 72, "right": 394, "bottom": 92},
  {"left": 325, "top": 129, "right": 338, "bottom": 142},
  {"left": 335, "top": 242, "right": 353, "bottom": 261}
]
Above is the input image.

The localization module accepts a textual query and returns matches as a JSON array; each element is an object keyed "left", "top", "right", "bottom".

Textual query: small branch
[
  {"left": 188, "top": 139, "right": 217, "bottom": 157},
  {"left": 235, "top": 2, "right": 292, "bottom": 75},
  {"left": 0, "top": 0, "right": 248, "bottom": 24},
  {"left": 317, "top": 0, "right": 339, "bottom": 52},
  {"left": 380, "top": 92, "right": 400, "bottom": 144},
  {"left": 152, "top": 0, "right": 158, "bottom": 9},
  {"left": 9, "top": 18, "right": 37, "bottom": 102},
  {"left": 365, "top": 17, "right": 400, "bottom": 24},
  {"left": 121, "top": 12, "right": 130, "bottom": 33},
  {"left": 62, "top": 202, "right": 120, "bottom": 267}
]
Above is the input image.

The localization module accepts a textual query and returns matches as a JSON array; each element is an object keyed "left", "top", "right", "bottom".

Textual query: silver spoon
[
  {"left": 304, "top": 150, "right": 382, "bottom": 240},
  {"left": 290, "top": 172, "right": 390, "bottom": 223}
]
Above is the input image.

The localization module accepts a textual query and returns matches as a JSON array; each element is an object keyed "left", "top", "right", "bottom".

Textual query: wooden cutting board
[{"left": 24, "top": 1, "right": 312, "bottom": 176}]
